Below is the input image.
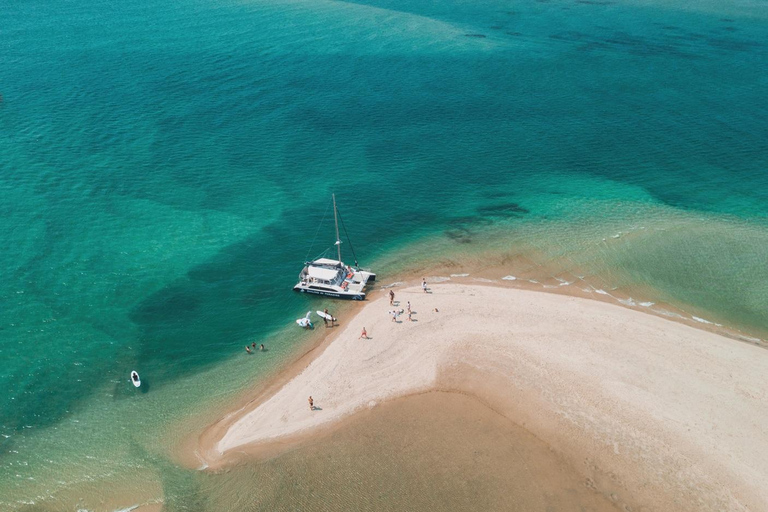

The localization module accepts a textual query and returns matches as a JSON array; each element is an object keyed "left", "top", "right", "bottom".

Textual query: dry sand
[{"left": 201, "top": 283, "right": 768, "bottom": 511}]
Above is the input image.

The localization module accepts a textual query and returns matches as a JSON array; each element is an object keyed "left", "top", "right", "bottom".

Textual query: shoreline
[
  {"left": 380, "top": 250, "right": 768, "bottom": 347},
  {"left": 180, "top": 243, "right": 767, "bottom": 473},
  {"left": 193, "top": 280, "right": 768, "bottom": 511}
]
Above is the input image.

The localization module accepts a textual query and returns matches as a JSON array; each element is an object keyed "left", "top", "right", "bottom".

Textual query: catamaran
[{"left": 293, "top": 195, "right": 376, "bottom": 300}]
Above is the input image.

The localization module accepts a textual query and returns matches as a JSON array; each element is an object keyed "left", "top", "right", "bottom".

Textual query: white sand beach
[{"left": 203, "top": 283, "right": 768, "bottom": 511}]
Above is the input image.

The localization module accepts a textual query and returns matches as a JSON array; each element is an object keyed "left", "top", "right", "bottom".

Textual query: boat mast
[{"left": 333, "top": 194, "right": 342, "bottom": 262}]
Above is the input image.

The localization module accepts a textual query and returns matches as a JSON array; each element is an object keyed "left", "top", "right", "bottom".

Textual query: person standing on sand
[
  {"left": 407, "top": 301, "right": 411, "bottom": 313},
  {"left": 422, "top": 278, "right": 427, "bottom": 293},
  {"left": 360, "top": 327, "right": 368, "bottom": 339},
  {"left": 308, "top": 396, "right": 314, "bottom": 410},
  {"left": 407, "top": 310, "right": 412, "bottom": 321},
  {"left": 389, "top": 289, "right": 395, "bottom": 305}
]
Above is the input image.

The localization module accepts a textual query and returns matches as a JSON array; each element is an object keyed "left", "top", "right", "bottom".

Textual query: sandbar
[{"left": 201, "top": 283, "right": 768, "bottom": 511}]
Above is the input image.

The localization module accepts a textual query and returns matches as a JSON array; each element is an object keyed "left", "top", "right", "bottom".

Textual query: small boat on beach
[{"left": 293, "top": 195, "right": 376, "bottom": 300}]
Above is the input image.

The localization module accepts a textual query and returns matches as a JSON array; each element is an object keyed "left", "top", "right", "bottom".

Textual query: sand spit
[{"left": 204, "top": 284, "right": 768, "bottom": 511}]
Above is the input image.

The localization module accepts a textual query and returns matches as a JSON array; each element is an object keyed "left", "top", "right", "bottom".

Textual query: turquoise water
[{"left": 2, "top": 0, "right": 768, "bottom": 508}]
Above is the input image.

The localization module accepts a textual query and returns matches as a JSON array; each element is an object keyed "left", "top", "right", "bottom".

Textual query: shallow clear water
[{"left": 1, "top": 0, "right": 767, "bottom": 508}]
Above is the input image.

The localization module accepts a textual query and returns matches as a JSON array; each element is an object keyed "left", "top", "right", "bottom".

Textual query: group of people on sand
[
  {"left": 245, "top": 342, "right": 265, "bottom": 354},
  {"left": 360, "top": 278, "right": 431, "bottom": 339},
  {"left": 317, "top": 279, "right": 435, "bottom": 411}
]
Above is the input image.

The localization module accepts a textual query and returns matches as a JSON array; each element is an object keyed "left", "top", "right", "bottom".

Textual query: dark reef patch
[
  {"left": 550, "top": 31, "right": 588, "bottom": 42},
  {"left": 477, "top": 203, "right": 530, "bottom": 217},
  {"left": 445, "top": 228, "right": 473, "bottom": 244},
  {"left": 707, "top": 37, "right": 762, "bottom": 51},
  {"left": 448, "top": 216, "right": 494, "bottom": 227},
  {"left": 465, "top": 34, "right": 487, "bottom": 38}
]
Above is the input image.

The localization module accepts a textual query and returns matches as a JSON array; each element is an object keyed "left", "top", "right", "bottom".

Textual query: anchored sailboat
[{"left": 293, "top": 195, "right": 376, "bottom": 300}]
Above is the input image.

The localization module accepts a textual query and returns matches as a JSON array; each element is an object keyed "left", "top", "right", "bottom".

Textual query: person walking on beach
[
  {"left": 324, "top": 308, "right": 335, "bottom": 327},
  {"left": 360, "top": 327, "right": 368, "bottom": 339},
  {"left": 422, "top": 278, "right": 427, "bottom": 293},
  {"left": 308, "top": 396, "right": 314, "bottom": 411},
  {"left": 389, "top": 289, "right": 395, "bottom": 305},
  {"left": 407, "top": 310, "right": 412, "bottom": 322},
  {"left": 322, "top": 312, "right": 328, "bottom": 328},
  {"left": 390, "top": 310, "right": 398, "bottom": 322},
  {"left": 406, "top": 301, "right": 411, "bottom": 313}
]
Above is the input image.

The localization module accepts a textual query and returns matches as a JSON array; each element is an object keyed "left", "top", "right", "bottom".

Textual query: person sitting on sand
[
  {"left": 245, "top": 345, "right": 252, "bottom": 353},
  {"left": 260, "top": 343, "right": 265, "bottom": 351},
  {"left": 434, "top": 308, "right": 439, "bottom": 312},
  {"left": 360, "top": 327, "right": 368, "bottom": 339},
  {"left": 308, "top": 396, "right": 314, "bottom": 410}
]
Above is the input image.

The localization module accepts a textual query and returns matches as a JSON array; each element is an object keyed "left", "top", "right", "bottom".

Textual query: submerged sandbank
[{"left": 200, "top": 283, "right": 768, "bottom": 511}]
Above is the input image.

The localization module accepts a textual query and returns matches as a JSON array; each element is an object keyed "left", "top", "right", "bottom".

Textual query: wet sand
[
  {"left": 198, "top": 283, "right": 768, "bottom": 511},
  {"left": 192, "top": 391, "right": 616, "bottom": 511}
]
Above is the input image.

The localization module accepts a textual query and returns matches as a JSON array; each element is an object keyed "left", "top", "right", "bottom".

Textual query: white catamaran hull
[
  {"left": 295, "top": 286, "right": 365, "bottom": 300},
  {"left": 294, "top": 195, "right": 376, "bottom": 301}
]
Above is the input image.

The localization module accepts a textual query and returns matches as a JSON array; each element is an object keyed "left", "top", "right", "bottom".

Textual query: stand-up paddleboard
[
  {"left": 316, "top": 311, "right": 334, "bottom": 321},
  {"left": 296, "top": 311, "right": 313, "bottom": 328},
  {"left": 130, "top": 370, "right": 141, "bottom": 388}
]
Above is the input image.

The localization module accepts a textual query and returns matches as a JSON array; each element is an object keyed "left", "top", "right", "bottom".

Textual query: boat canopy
[
  {"left": 313, "top": 258, "right": 342, "bottom": 266},
  {"left": 308, "top": 267, "right": 340, "bottom": 281}
]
